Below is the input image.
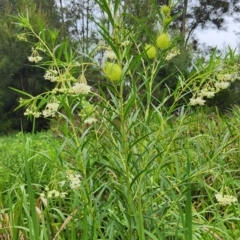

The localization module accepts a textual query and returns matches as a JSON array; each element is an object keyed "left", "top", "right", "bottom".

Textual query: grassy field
[{"left": 1, "top": 107, "right": 240, "bottom": 239}]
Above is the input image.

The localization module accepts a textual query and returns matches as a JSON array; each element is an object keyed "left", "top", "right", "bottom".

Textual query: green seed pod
[
  {"left": 156, "top": 33, "right": 171, "bottom": 49},
  {"left": 105, "top": 62, "right": 122, "bottom": 81},
  {"left": 161, "top": 5, "right": 171, "bottom": 16},
  {"left": 145, "top": 44, "right": 157, "bottom": 59},
  {"left": 163, "top": 16, "right": 172, "bottom": 26}
]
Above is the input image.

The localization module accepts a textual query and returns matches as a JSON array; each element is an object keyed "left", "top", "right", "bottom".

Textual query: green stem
[{"left": 118, "top": 79, "right": 134, "bottom": 239}]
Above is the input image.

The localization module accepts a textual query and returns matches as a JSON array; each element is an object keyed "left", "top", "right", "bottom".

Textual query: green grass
[{"left": 1, "top": 107, "right": 240, "bottom": 239}]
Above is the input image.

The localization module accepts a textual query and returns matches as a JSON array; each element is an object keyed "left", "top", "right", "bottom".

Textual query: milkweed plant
[{"left": 6, "top": 0, "right": 240, "bottom": 239}]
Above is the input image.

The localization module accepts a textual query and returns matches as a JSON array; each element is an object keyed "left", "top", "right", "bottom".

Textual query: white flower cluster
[
  {"left": 28, "top": 47, "right": 43, "bottom": 63},
  {"left": 166, "top": 48, "right": 180, "bottom": 61},
  {"left": 46, "top": 70, "right": 76, "bottom": 83},
  {"left": 189, "top": 97, "right": 206, "bottom": 106},
  {"left": 84, "top": 117, "right": 97, "bottom": 124},
  {"left": 42, "top": 102, "right": 59, "bottom": 118},
  {"left": 44, "top": 70, "right": 58, "bottom": 82},
  {"left": 198, "top": 88, "right": 215, "bottom": 98},
  {"left": 28, "top": 56, "right": 43, "bottom": 63},
  {"left": 188, "top": 56, "right": 240, "bottom": 106},
  {"left": 190, "top": 82, "right": 231, "bottom": 106},
  {"left": 189, "top": 57, "right": 240, "bottom": 107},
  {"left": 70, "top": 83, "right": 92, "bottom": 94},
  {"left": 24, "top": 108, "right": 41, "bottom": 118},
  {"left": 104, "top": 50, "right": 117, "bottom": 60},
  {"left": 215, "top": 193, "right": 237, "bottom": 206},
  {"left": 17, "top": 33, "right": 27, "bottom": 41},
  {"left": 190, "top": 76, "right": 232, "bottom": 106},
  {"left": 216, "top": 73, "right": 232, "bottom": 82},
  {"left": 40, "top": 187, "right": 67, "bottom": 199},
  {"left": 215, "top": 81, "right": 230, "bottom": 90},
  {"left": 67, "top": 172, "right": 81, "bottom": 189},
  {"left": 99, "top": 49, "right": 117, "bottom": 68}
]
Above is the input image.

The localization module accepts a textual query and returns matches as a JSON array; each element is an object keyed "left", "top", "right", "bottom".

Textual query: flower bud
[
  {"left": 156, "top": 33, "right": 171, "bottom": 49},
  {"left": 105, "top": 62, "right": 122, "bottom": 81},
  {"left": 145, "top": 44, "right": 157, "bottom": 59}
]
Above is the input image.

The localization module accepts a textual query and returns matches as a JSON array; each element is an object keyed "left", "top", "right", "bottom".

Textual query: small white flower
[
  {"left": 35, "top": 56, "right": 42, "bottom": 62},
  {"left": 28, "top": 56, "right": 43, "bottom": 63},
  {"left": 59, "top": 181, "right": 66, "bottom": 187},
  {"left": 84, "top": 117, "right": 97, "bottom": 124},
  {"left": 54, "top": 191, "right": 60, "bottom": 197},
  {"left": 24, "top": 108, "right": 32, "bottom": 116},
  {"left": 67, "top": 173, "right": 81, "bottom": 190},
  {"left": 189, "top": 97, "right": 206, "bottom": 106},
  {"left": 70, "top": 83, "right": 92, "bottom": 94},
  {"left": 70, "top": 180, "right": 81, "bottom": 189},
  {"left": 47, "top": 190, "right": 61, "bottom": 198},
  {"left": 222, "top": 74, "right": 232, "bottom": 81},
  {"left": 199, "top": 89, "right": 215, "bottom": 98},
  {"left": 42, "top": 102, "right": 59, "bottom": 118},
  {"left": 166, "top": 48, "right": 180, "bottom": 61},
  {"left": 47, "top": 191, "right": 53, "bottom": 198},
  {"left": 60, "top": 192, "right": 67, "bottom": 198},
  {"left": 28, "top": 56, "right": 35, "bottom": 62},
  {"left": 42, "top": 109, "right": 53, "bottom": 118},
  {"left": 215, "top": 193, "right": 237, "bottom": 206},
  {"left": 24, "top": 108, "right": 41, "bottom": 118},
  {"left": 44, "top": 70, "right": 58, "bottom": 82},
  {"left": 28, "top": 48, "right": 43, "bottom": 63},
  {"left": 33, "top": 111, "right": 41, "bottom": 118},
  {"left": 46, "top": 102, "right": 59, "bottom": 112},
  {"left": 217, "top": 73, "right": 232, "bottom": 82},
  {"left": 215, "top": 81, "right": 230, "bottom": 89},
  {"left": 104, "top": 50, "right": 117, "bottom": 60}
]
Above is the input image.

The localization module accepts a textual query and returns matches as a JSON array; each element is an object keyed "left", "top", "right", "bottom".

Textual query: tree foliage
[
  {"left": 59, "top": 0, "right": 99, "bottom": 54},
  {"left": 0, "top": 0, "right": 61, "bottom": 132}
]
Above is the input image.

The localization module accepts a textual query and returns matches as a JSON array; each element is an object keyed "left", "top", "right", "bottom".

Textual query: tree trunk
[
  {"left": 59, "top": 0, "right": 66, "bottom": 39},
  {"left": 181, "top": 0, "right": 188, "bottom": 49}
]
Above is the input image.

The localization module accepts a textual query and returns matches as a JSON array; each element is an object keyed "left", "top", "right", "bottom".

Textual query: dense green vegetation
[
  {"left": 0, "top": 0, "right": 60, "bottom": 132},
  {"left": 0, "top": 0, "right": 240, "bottom": 133},
  {"left": 1, "top": 107, "right": 240, "bottom": 239},
  {"left": 1, "top": 0, "right": 240, "bottom": 239}
]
